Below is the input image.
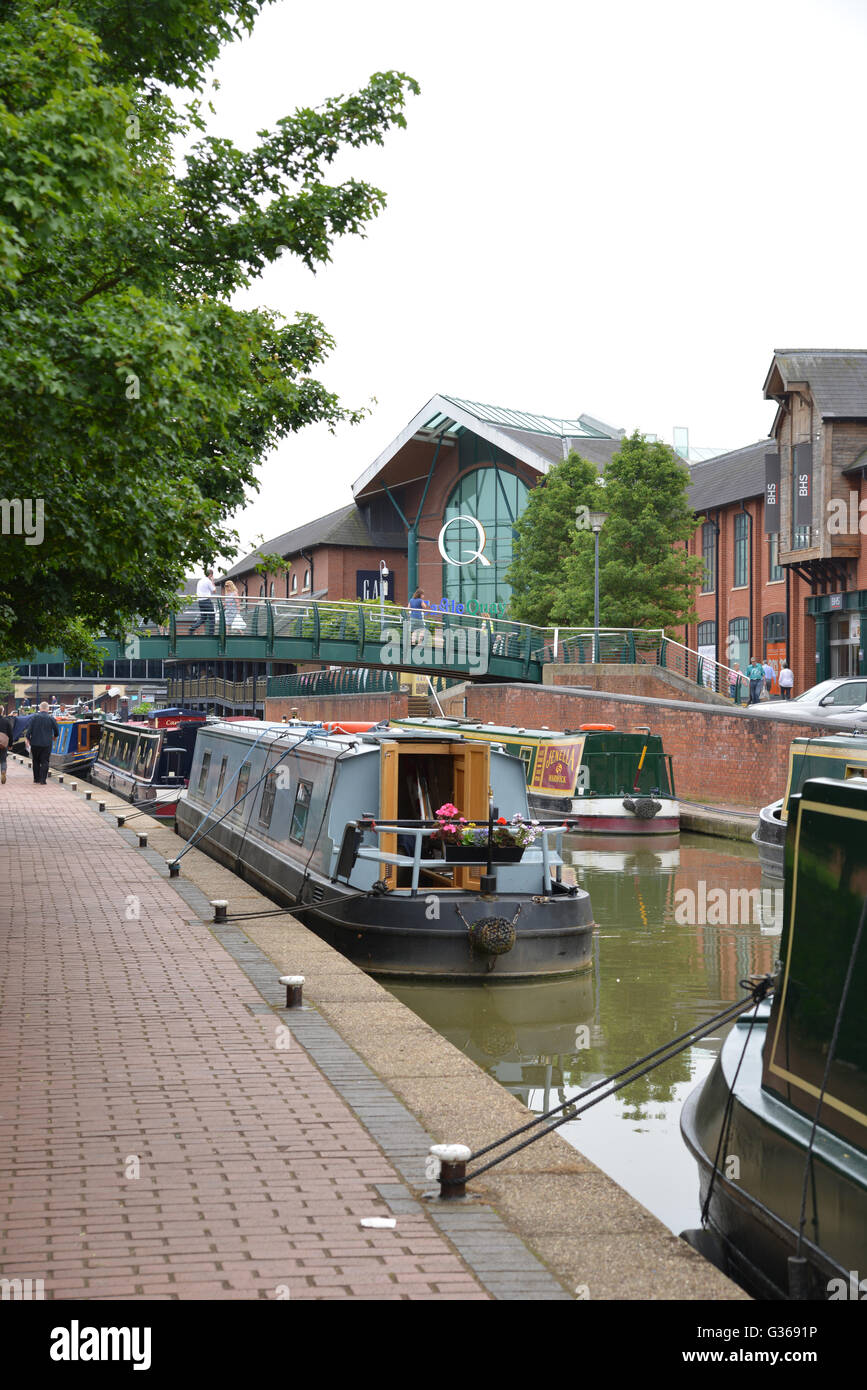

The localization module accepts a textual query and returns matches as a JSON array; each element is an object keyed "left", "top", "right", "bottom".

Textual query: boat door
[{"left": 378, "top": 739, "right": 490, "bottom": 889}]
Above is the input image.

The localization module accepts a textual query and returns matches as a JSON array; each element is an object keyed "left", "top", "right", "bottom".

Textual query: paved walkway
[{"left": 0, "top": 761, "right": 488, "bottom": 1300}]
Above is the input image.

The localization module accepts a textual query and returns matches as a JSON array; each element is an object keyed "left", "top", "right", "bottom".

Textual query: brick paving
[{"left": 0, "top": 762, "right": 489, "bottom": 1300}]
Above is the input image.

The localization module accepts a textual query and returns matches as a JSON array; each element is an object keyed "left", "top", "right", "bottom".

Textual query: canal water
[{"left": 386, "top": 832, "right": 780, "bottom": 1238}]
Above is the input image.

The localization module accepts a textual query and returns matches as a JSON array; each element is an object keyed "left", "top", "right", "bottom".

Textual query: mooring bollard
[
  {"left": 70, "top": 781, "right": 77, "bottom": 792},
  {"left": 279, "top": 975, "right": 304, "bottom": 1008},
  {"left": 117, "top": 815, "right": 126, "bottom": 827},
  {"left": 98, "top": 801, "right": 106, "bottom": 812},
  {"left": 57, "top": 775, "right": 64, "bottom": 784},
  {"left": 138, "top": 832, "right": 148, "bottom": 848},
  {"left": 168, "top": 861, "right": 180, "bottom": 877},
  {"left": 85, "top": 790, "right": 92, "bottom": 800},
  {"left": 429, "top": 1144, "right": 472, "bottom": 1199},
  {"left": 212, "top": 900, "right": 228, "bottom": 923}
]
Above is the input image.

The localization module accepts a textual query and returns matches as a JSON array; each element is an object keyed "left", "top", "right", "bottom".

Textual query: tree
[
  {"left": 506, "top": 452, "right": 602, "bottom": 626},
  {"left": 0, "top": 1, "right": 418, "bottom": 658},
  {"left": 552, "top": 433, "right": 704, "bottom": 630}
]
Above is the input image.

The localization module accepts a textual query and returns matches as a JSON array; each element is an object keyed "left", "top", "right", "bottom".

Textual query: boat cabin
[{"left": 778, "top": 733, "right": 867, "bottom": 822}]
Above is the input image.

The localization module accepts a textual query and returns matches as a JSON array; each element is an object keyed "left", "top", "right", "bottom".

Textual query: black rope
[
  {"left": 700, "top": 986, "right": 767, "bottom": 1226},
  {"left": 795, "top": 890, "right": 867, "bottom": 1255},
  {"left": 219, "top": 886, "right": 379, "bottom": 923},
  {"left": 462, "top": 977, "right": 774, "bottom": 1182}
]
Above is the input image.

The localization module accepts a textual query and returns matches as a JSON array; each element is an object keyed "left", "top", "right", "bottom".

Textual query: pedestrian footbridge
[{"left": 125, "top": 598, "right": 739, "bottom": 694}]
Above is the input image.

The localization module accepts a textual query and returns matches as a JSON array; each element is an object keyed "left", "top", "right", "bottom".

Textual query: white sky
[{"left": 197, "top": 0, "right": 867, "bottom": 562}]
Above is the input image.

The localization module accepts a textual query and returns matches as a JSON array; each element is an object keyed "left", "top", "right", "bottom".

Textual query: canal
[{"left": 386, "top": 832, "right": 779, "bottom": 1238}]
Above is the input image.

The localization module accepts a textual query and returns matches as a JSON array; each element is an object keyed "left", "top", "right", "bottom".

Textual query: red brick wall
[
  {"left": 459, "top": 684, "right": 843, "bottom": 808},
  {"left": 265, "top": 692, "right": 409, "bottom": 723},
  {"left": 544, "top": 664, "right": 730, "bottom": 703}
]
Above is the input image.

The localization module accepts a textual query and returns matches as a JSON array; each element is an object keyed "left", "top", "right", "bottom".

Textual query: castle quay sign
[
  {"left": 422, "top": 596, "right": 509, "bottom": 618},
  {"left": 437, "top": 516, "right": 491, "bottom": 567}
]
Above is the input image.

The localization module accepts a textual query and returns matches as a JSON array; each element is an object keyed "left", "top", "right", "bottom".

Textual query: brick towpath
[{"left": 0, "top": 763, "right": 489, "bottom": 1300}]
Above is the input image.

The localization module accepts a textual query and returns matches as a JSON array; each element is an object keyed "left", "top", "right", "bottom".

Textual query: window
[
  {"left": 442, "top": 467, "right": 530, "bottom": 609},
  {"left": 763, "top": 613, "right": 786, "bottom": 645},
  {"left": 258, "top": 768, "right": 279, "bottom": 828},
  {"left": 728, "top": 617, "right": 750, "bottom": 672},
  {"left": 792, "top": 525, "right": 811, "bottom": 550},
  {"left": 697, "top": 621, "right": 716, "bottom": 648},
  {"left": 291, "top": 572, "right": 298, "bottom": 594},
  {"left": 269, "top": 582, "right": 275, "bottom": 597},
  {"left": 232, "top": 761, "right": 251, "bottom": 817},
  {"left": 769, "top": 533, "right": 783, "bottom": 582},
  {"left": 290, "top": 779, "right": 313, "bottom": 843},
  {"left": 733, "top": 512, "right": 749, "bottom": 588},
  {"left": 197, "top": 750, "right": 212, "bottom": 794},
  {"left": 701, "top": 522, "right": 716, "bottom": 593},
  {"left": 303, "top": 569, "right": 311, "bottom": 589},
  {"left": 215, "top": 756, "right": 228, "bottom": 800}
]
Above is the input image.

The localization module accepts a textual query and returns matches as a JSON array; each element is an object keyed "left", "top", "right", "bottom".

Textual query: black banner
[
  {"left": 794, "top": 442, "right": 813, "bottom": 529},
  {"left": 764, "top": 452, "right": 780, "bottom": 533}
]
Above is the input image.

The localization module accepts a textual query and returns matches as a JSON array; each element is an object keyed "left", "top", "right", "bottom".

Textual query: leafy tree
[
  {"left": 506, "top": 452, "right": 602, "bottom": 626},
  {"left": 0, "top": 0, "right": 418, "bottom": 658}
]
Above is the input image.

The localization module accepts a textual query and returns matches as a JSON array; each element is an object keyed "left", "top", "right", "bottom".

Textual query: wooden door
[
  {"left": 379, "top": 742, "right": 399, "bottom": 886},
  {"left": 453, "top": 741, "right": 491, "bottom": 890}
]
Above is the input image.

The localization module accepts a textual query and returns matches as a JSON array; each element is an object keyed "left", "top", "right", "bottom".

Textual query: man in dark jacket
[
  {"left": 0, "top": 706, "right": 13, "bottom": 786},
  {"left": 26, "top": 702, "right": 59, "bottom": 784}
]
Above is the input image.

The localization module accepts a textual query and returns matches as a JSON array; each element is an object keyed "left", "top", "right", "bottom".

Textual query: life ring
[{"left": 579, "top": 723, "right": 615, "bottom": 731}]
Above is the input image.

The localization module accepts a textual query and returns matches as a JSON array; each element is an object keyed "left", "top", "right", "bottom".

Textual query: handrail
[{"left": 346, "top": 820, "right": 568, "bottom": 896}]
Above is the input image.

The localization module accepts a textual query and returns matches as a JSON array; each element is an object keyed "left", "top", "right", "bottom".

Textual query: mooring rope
[{"left": 461, "top": 975, "right": 774, "bottom": 1184}]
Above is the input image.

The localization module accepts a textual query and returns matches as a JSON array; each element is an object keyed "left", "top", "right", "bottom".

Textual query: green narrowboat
[
  {"left": 389, "top": 717, "right": 678, "bottom": 834},
  {"left": 753, "top": 732, "right": 867, "bottom": 877}
]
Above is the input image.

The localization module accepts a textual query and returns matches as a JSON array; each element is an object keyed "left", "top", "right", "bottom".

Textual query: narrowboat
[
  {"left": 89, "top": 715, "right": 205, "bottom": 817},
  {"left": 175, "top": 720, "right": 596, "bottom": 980},
  {"left": 752, "top": 731, "right": 867, "bottom": 878},
  {"left": 389, "top": 717, "right": 679, "bottom": 833},
  {"left": 49, "top": 716, "right": 103, "bottom": 773},
  {"left": 681, "top": 774, "right": 867, "bottom": 1300}
]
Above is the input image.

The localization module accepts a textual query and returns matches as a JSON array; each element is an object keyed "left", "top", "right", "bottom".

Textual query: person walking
[
  {"left": 728, "top": 662, "right": 742, "bottom": 705},
  {"left": 190, "top": 570, "right": 216, "bottom": 635},
  {"left": 408, "top": 588, "right": 427, "bottom": 646},
  {"left": 223, "top": 580, "right": 245, "bottom": 631},
  {"left": 26, "top": 701, "right": 59, "bottom": 784},
  {"left": 779, "top": 661, "right": 794, "bottom": 700},
  {"left": 763, "top": 659, "right": 775, "bottom": 699},
  {"left": 0, "top": 705, "right": 14, "bottom": 786},
  {"left": 746, "top": 657, "right": 765, "bottom": 706}
]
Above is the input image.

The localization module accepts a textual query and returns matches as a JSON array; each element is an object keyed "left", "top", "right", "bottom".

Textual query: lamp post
[{"left": 588, "top": 510, "right": 608, "bottom": 633}]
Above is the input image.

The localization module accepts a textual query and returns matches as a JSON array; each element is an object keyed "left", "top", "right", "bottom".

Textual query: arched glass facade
[{"left": 441, "top": 467, "right": 529, "bottom": 610}]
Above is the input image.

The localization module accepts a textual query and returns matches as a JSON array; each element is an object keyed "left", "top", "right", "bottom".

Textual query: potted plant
[{"left": 432, "top": 804, "right": 539, "bottom": 862}]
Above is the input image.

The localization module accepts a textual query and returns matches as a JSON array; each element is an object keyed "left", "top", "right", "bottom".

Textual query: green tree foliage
[
  {"left": 508, "top": 435, "right": 703, "bottom": 631},
  {"left": 506, "top": 452, "right": 602, "bottom": 626},
  {"left": 0, "top": 0, "right": 418, "bottom": 657}
]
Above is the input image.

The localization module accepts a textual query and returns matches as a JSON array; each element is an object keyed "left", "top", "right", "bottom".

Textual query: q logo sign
[{"left": 437, "top": 516, "right": 492, "bottom": 567}]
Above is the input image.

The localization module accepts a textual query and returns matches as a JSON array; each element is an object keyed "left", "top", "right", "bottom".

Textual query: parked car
[{"left": 749, "top": 677, "right": 867, "bottom": 718}]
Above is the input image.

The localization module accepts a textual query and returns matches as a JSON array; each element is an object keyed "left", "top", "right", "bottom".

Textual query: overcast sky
[{"left": 197, "top": 0, "right": 867, "bottom": 563}]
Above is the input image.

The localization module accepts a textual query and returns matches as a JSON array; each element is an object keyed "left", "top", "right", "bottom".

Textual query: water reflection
[{"left": 387, "top": 832, "right": 779, "bottom": 1235}]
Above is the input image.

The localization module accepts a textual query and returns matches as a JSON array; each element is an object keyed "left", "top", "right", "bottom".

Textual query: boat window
[
  {"left": 259, "top": 768, "right": 279, "bottom": 829},
  {"left": 197, "top": 750, "right": 212, "bottom": 794},
  {"left": 289, "top": 779, "right": 313, "bottom": 843},
  {"left": 138, "top": 737, "right": 159, "bottom": 781},
  {"left": 231, "top": 762, "right": 251, "bottom": 817},
  {"left": 215, "top": 756, "right": 228, "bottom": 800},
  {"left": 518, "top": 745, "right": 533, "bottom": 771}
]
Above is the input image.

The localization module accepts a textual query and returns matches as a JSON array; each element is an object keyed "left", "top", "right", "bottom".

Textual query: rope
[
  {"left": 462, "top": 976, "right": 773, "bottom": 1183},
  {"left": 218, "top": 885, "right": 380, "bottom": 924},
  {"left": 700, "top": 988, "right": 767, "bottom": 1226},
  {"left": 795, "top": 889, "right": 867, "bottom": 1256}
]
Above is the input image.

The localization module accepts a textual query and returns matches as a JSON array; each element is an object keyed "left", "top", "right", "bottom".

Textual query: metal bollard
[
  {"left": 429, "top": 1144, "right": 472, "bottom": 1199},
  {"left": 138, "top": 832, "right": 148, "bottom": 848},
  {"left": 70, "top": 782, "right": 77, "bottom": 792},
  {"left": 279, "top": 975, "right": 304, "bottom": 1008},
  {"left": 85, "top": 790, "right": 92, "bottom": 800},
  {"left": 98, "top": 801, "right": 106, "bottom": 812},
  {"left": 57, "top": 775, "right": 64, "bottom": 784},
  {"left": 117, "top": 815, "right": 126, "bottom": 827},
  {"left": 168, "top": 861, "right": 180, "bottom": 878},
  {"left": 212, "top": 900, "right": 228, "bottom": 922}
]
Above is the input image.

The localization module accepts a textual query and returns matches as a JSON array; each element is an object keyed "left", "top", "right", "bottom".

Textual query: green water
[{"left": 386, "top": 832, "right": 779, "bottom": 1236}]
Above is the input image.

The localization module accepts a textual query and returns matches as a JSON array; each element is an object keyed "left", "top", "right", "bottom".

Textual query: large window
[
  {"left": 697, "top": 621, "right": 716, "bottom": 647},
  {"left": 769, "top": 533, "right": 783, "bottom": 582},
  {"left": 763, "top": 613, "right": 786, "bottom": 645},
  {"left": 701, "top": 521, "right": 716, "bottom": 593},
  {"left": 733, "top": 512, "right": 749, "bottom": 588},
  {"left": 441, "top": 467, "right": 530, "bottom": 609},
  {"left": 728, "top": 617, "right": 750, "bottom": 673},
  {"left": 792, "top": 525, "right": 811, "bottom": 550}
]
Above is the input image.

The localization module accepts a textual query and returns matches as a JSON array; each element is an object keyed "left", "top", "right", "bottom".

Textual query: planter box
[{"left": 442, "top": 844, "right": 524, "bottom": 863}]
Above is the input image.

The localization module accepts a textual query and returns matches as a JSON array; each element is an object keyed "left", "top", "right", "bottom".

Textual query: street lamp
[{"left": 588, "top": 510, "right": 608, "bottom": 631}]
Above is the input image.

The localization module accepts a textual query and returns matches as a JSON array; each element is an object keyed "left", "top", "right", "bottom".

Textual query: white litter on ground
[{"left": 360, "top": 1217, "right": 396, "bottom": 1229}]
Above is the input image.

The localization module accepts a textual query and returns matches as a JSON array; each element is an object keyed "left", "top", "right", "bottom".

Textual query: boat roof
[
  {"left": 204, "top": 719, "right": 493, "bottom": 750},
  {"left": 391, "top": 716, "right": 662, "bottom": 743},
  {"left": 790, "top": 732, "right": 867, "bottom": 751}
]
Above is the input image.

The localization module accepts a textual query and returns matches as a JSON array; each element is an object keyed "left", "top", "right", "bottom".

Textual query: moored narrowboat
[
  {"left": 389, "top": 717, "right": 679, "bottom": 833},
  {"left": 90, "top": 716, "right": 205, "bottom": 816},
  {"left": 176, "top": 721, "right": 596, "bottom": 980},
  {"left": 752, "top": 731, "right": 867, "bottom": 878},
  {"left": 49, "top": 716, "right": 103, "bottom": 773},
  {"left": 682, "top": 774, "right": 867, "bottom": 1300}
]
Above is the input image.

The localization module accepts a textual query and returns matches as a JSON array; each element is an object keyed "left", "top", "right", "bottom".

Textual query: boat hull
[
  {"left": 553, "top": 795, "right": 679, "bottom": 834},
  {"left": 89, "top": 763, "right": 182, "bottom": 817},
  {"left": 751, "top": 798, "right": 786, "bottom": 879},
  {"left": 176, "top": 797, "right": 594, "bottom": 980}
]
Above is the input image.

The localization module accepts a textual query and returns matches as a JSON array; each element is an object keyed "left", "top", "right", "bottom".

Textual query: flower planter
[{"left": 442, "top": 844, "right": 524, "bottom": 863}]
